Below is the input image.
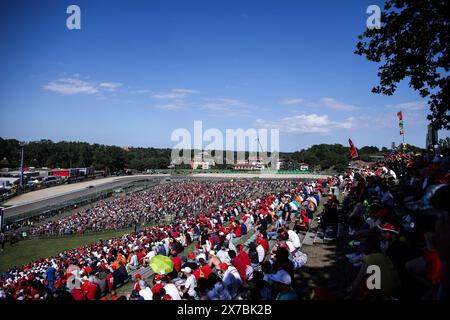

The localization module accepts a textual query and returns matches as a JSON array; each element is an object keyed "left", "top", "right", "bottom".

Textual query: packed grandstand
[{"left": 0, "top": 151, "right": 449, "bottom": 301}]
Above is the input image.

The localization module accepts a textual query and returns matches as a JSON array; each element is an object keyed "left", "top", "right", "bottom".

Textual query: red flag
[
  {"left": 348, "top": 139, "right": 359, "bottom": 160},
  {"left": 397, "top": 111, "right": 403, "bottom": 120}
]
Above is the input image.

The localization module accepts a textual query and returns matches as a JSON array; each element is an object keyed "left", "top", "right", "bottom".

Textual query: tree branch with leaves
[{"left": 355, "top": 0, "right": 450, "bottom": 129}]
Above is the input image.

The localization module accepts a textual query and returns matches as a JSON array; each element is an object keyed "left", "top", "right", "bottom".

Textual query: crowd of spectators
[{"left": 1, "top": 149, "right": 449, "bottom": 301}]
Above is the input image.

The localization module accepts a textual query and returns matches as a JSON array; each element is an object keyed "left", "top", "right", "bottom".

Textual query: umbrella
[{"left": 149, "top": 255, "right": 174, "bottom": 274}]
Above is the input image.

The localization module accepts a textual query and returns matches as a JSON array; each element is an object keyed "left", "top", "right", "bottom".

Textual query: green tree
[{"left": 355, "top": 0, "right": 450, "bottom": 129}]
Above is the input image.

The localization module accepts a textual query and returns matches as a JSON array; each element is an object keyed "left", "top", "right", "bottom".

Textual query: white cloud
[
  {"left": 153, "top": 104, "right": 184, "bottom": 111},
  {"left": 280, "top": 97, "right": 359, "bottom": 110},
  {"left": 317, "top": 97, "right": 358, "bottom": 110},
  {"left": 151, "top": 100, "right": 185, "bottom": 111},
  {"left": 386, "top": 101, "right": 427, "bottom": 111},
  {"left": 256, "top": 113, "right": 354, "bottom": 133},
  {"left": 280, "top": 98, "right": 305, "bottom": 105},
  {"left": 152, "top": 88, "right": 197, "bottom": 99},
  {"left": 172, "top": 88, "right": 197, "bottom": 94},
  {"left": 98, "top": 82, "right": 123, "bottom": 92},
  {"left": 152, "top": 93, "right": 182, "bottom": 99},
  {"left": 129, "top": 89, "right": 152, "bottom": 94},
  {"left": 43, "top": 78, "right": 98, "bottom": 95},
  {"left": 201, "top": 98, "right": 255, "bottom": 116},
  {"left": 43, "top": 76, "right": 123, "bottom": 95}
]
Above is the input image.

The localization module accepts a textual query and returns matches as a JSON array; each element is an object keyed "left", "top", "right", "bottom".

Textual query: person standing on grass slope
[{"left": 45, "top": 263, "right": 56, "bottom": 291}]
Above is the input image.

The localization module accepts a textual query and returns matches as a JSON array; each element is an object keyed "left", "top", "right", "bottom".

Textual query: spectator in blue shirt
[{"left": 45, "top": 264, "right": 56, "bottom": 291}]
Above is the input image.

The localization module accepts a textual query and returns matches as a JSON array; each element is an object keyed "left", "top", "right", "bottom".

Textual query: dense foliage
[
  {"left": 0, "top": 138, "right": 171, "bottom": 172},
  {"left": 283, "top": 144, "right": 390, "bottom": 172},
  {"left": 0, "top": 138, "right": 423, "bottom": 172},
  {"left": 355, "top": 0, "right": 450, "bottom": 129}
]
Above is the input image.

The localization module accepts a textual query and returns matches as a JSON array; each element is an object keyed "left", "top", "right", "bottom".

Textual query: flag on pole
[
  {"left": 348, "top": 139, "right": 359, "bottom": 160},
  {"left": 397, "top": 111, "right": 404, "bottom": 135}
]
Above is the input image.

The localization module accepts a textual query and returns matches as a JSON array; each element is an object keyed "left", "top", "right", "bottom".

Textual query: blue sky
[{"left": 0, "top": 0, "right": 447, "bottom": 152}]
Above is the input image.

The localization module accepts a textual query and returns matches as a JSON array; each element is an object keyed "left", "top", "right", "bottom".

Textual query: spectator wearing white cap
[
  {"left": 268, "top": 269, "right": 298, "bottom": 300},
  {"left": 180, "top": 267, "right": 197, "bottom": 299}
]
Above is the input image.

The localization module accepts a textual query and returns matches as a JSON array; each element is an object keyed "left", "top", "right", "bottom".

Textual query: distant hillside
[{"left": 0, "top": 138, "right": 424, "bottom": 172}]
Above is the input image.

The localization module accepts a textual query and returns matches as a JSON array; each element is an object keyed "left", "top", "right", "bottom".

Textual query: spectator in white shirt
[
  {"left": 138, "top": 281, "right": 153, "bottom": 300},
  {"left": 221, "top": 263, "right": 242, "bottom": 298},
  {"left": 179, "top": 267, "right": 197, "bottom": 299},
  {"left": 287, "top": 229, "right": 301, "bottom": 249},
  {"left": 216, "top": 246, "right": 231, "bottom": 264},
  {"left": 162, "top": 280, "right": 182, "bottom": 300},
  {"left": 256, "top": 242, "right": 265, "bottom": 263}
]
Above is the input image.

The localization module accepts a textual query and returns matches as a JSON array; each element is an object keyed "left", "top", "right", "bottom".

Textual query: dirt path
[{"left": 297, "top": 241, "right": 357, "bottom": 299}]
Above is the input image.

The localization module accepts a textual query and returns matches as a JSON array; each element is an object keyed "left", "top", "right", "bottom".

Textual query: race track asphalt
[{"left": 2, "top": 175, "right": 168, "bottom": 220}]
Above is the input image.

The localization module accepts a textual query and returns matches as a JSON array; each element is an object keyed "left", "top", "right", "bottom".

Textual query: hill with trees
[{"left": 0, "top": 137, "right": 424, "bottom": 173}]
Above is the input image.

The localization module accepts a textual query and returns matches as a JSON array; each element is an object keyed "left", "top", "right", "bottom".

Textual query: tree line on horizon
[{"left": 0, "top": 137, "right": 426, "bottom": 173}]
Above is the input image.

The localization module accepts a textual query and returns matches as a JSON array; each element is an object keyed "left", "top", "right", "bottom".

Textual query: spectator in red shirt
[
  {"left": 104, "top": 270, "right": 114, "bottom": 292},
  {"left": 256, "top": 234, "right": 269, "bottom": 253},
  {"left": 81, "top": 278, "right": 90, "bottom": 293},
  {"left": 150, "top": 274, "right": 164, "bottom": 295},
  {"left": 133, "top": 274, "right": 143, "bottom": 291},
  {"left": 229, "top": 250, "right": 248, "bottom": 282},
  {"left": 109, "top": 290, "right": 120, "bottom": 300},
  {"left": 84, "top": 279, "right": 99, "bottom": 300},
  {"left": 193, "top": 258, "right": 213, "bottom": 280},
  {"left": 237, "top": 244, "right": 251, "bottom": 266},
  {"left": 71, "top": 284, "right": 86, "bottom": 301},
  {"left": 137, "top": 250, "right": 145, "bottom": 265},
  {"left": 234, "top": 222, "right": 242, "bottom": 238},
  {"left": 172, "top": 251, "right": 182, "bottom": 273}
]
